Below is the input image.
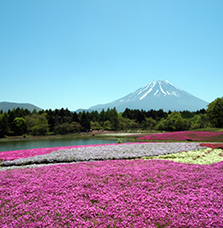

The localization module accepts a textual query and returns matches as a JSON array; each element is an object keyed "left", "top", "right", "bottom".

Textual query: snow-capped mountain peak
[
  {"left": 120, "top": 80, "right": 185, "bottom": 102},
  {"left": 89, "top": 80, "right": 208, "bottom": 112}
]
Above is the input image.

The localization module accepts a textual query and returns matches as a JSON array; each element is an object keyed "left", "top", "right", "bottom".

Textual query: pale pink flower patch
[
  {"left": 0, "top": 142, "right": 151, "bottom": 161},
  {"left": 0, "top": 143, "right": 117, "bottom": 161}
]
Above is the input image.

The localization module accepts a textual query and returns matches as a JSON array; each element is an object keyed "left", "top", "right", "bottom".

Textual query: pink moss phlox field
[
  {"left": 200, "top": 143, "right": 223, "bottom": 150},
  {"left": 0, "top": 142, "right": 151, "bottom": 161},
  {"left": 0, "top": 159, "right": 223, "bottom": 227},
  {"left": 137, "top": 131, "right": 223, "bottom": 141}
]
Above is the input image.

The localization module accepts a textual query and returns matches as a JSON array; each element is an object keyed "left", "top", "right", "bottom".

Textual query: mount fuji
[{"left": 89, "top": 80, "right": 209, "bottom": 112}]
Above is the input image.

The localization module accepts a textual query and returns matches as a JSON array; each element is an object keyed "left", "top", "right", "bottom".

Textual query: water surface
[{"left": 0, "top": 138, "right": 117, "bottom": 152}]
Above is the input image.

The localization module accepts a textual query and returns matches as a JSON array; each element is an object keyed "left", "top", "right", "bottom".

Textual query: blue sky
[{"left": 0, "top": 0, "right": 222, "bottom": 111}]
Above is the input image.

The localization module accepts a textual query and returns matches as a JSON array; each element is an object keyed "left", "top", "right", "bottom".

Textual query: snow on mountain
[
  {"left": 117, "top": 80, "right": 183, "bottom": 102},
  {"left": 89, "top": 80, "right": 209, "bottom": 112}
]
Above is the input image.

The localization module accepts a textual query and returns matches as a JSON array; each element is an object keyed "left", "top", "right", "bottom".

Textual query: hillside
[{"left": 0, "top": 102, "right": 42, "bottom": 113}]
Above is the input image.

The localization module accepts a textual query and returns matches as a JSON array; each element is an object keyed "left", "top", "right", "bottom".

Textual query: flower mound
[
  {"left": 142, "top": 148, "right": 223, "bottom": 165},
  {"left": 1, "top": 159, "right": 223, "bottom": 227},
  {"left": 1, "top": 143, "right": 204, "bottom": 167},
  {"left": 200, "top": 143, "right": 223, "bottom": 150},
  {"left": 0, "top": 144, "right": 118, "bottom": 161},
  {"left": 137, "top": 131, "right": 223, "bottom": 141}
]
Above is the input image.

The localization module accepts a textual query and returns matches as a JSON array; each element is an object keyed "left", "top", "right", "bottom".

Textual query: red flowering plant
[
  {"left": 200, "top": 143, "right": 223, "bottom": 149},
  {"left": 137, "top": 131, "right": 223, "bottom": 142}
]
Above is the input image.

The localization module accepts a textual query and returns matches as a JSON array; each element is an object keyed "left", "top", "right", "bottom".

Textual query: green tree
[
  {"left": 119, "top": 117, "right": 131, "bottom": 131},
  {"left": 80, "top": 111, "right": 90, "bottom": 131},
  {"left": 0, "top": 113, "right": 9, "bottom": 137},
  {"left": 70, "top": 121, "right": 82, "bottom": 132},
  {"left": 104, "top": 120, "right": 112, "bottom": 130},
  {"left": 89, "top": 110, "right": 99, "bottom": 122},
  {"left": 175, "top": 116, "right": 184, "bottom": 131},
  {"left": 71, "top": 112, "right": 80, "bottom": 123},
  {"left": 182, "top": 119, "right": 191, "bottom": 130},
  {"left": 140, "top": 120, "right": 148, "bottom": 130},
  {"left": 90, "top": 121, "right": 102, "bottom": 131},
  {"left": 25, "top": 113, "right": 49, "bottom": 135},
  {"left": 157, "top": 112, "right": 189, "bottom": 131},
  {"left": 206, "top": 97, "right": 223, "bottom": 127},
  {"left": 12, "top": 117, "right": 27, "bottom": 135},
  {"left": 99, "top": 109, "right": 106, "bottom": 122},
  {"left": 122, "top": 108, "right": 132, "bottom": 119},
  {"left": 46, "top": 109, "right": 56, "bottom": 132},
  {"left": 147, "top": 117, "right": 157, "bottom": 130},
  {"left": 129, "top": 120, "right": 139, "bottom": 130},
  {"left": 111, "top": 116, "right": 120, "bottom": 130},
  {"left": 135, "top": 110, "right": 146, "bottom": 124}
]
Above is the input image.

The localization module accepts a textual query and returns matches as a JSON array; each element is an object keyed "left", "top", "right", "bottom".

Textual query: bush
[
  {"left": 117, "top": 139, "right": 123, "bottom": 143},
  {"left": 207, "top": 97, "right": 223, "bottom": 127}
]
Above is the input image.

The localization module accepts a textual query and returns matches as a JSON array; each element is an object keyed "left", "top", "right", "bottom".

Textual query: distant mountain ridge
[
  {"left": 89, "top": 80, "right": 209, "bottom": 112},
  {"left": 0, "top": 102, "right": 42, "bottom": 113}
]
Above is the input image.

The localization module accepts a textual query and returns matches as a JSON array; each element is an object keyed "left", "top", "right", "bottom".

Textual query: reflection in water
[{"left": 0, "top": 138, "right": 117, "bottom": 152}]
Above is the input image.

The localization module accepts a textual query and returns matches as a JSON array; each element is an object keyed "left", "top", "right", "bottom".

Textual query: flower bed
[
  {"left": 1, "top": 143, "right": 205, "bottom": 167},
  {"left": 0, "top": 159, "right": 222, "bottom": 227},
  {"left": 142, "top": 148, "right": 223, "bottom": 165},
  {"left": 200, "top": 143, "right": 223, "bottom": 149},
  {"left": 0, "top": 144, "right": 118, "bottom": 161},
  {"left": 137, "top": 131, "right": 223, "bottom": 141}
]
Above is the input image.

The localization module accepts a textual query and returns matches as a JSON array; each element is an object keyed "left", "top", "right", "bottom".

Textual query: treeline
[
  {"left": 0, "top": 106, "right": 210, "bottom": 137},
  {"left": 0, "top": 107, "right": 119, "bottom": 137}
]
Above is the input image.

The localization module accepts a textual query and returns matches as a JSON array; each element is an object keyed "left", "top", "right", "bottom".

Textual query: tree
[
  {"left": 175, "top": 116, "right": 184, "bottom": 131},
  {"left": 135, "top": 110, "right": 146, "bottom": 124},
  {"left": 104, "top": 120, "right": 112, "bottom": 130},
  {"left": 147, "top": 117, "right": 157, "bottom": 130},
  {"left": 71, "top": 112, "right": 80, "bottom": 123},
  {"left": 80, "top": 111, "right": 90, "bottom": 131},
  {"left": 25, "top": 113, "right": 49, "bottom": 135},
  {"left": 7, "top": 110, "right": 15, "bottom": 132},
  {"left": 90, "top": 121, "right": 101, "bottom": 131},
  {"left": 89, "top": 110, "right": 99, "bottom": 122},
  {"left": 0, "top": 113, "right": 9, "bottom": 137},
  {"left": 111, "top": 116, "right": 120, "bottom": 130},
  {"left": 12, "top": 117, "right": 27, "bottom": 135},
  {"left": 99, "top": 109, "right": 106, "bottom": 122},
  {"left": 46, "top": 109, "right": 56, "bottom": 132},
  {"left": 140, "top": 120, "right": 148, "bottom": 130},
  {"left": 119, "top": 117, "right": 131, "bottom": 131},
  {"left": 206, "top": 97, "right": 223, "bottom": 127},
  {"left": 157, "top": 109, "right": 168, "bottom": 120},
  {"left": 70, "top": 121, "right": 82, "bottom": 132},
  {"left": 122, "top": 108, "right": 132, "bottom": 119},
  {"left": 129, "top": 120, "right": 139, "bottom": 130}
]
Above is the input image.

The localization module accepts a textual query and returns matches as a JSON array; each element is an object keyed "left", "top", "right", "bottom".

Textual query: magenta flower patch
[
  {"left": 0, "top": 159, "right": 223, "bottom": 227},
  {"left": 137, "top": 131, "right": 223, "bottom": 141},
  {"left": 200, "top": 143, "right": 223, "bottom": 149}
]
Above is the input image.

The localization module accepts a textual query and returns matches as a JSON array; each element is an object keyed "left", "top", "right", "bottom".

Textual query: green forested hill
[{"left": 0, "top": 102, "right": 42, "bottom": 112}]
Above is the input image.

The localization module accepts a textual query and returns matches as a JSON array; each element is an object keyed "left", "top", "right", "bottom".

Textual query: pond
[{"left": 0, "top": 137, "right": 118, "bottom": 152}]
